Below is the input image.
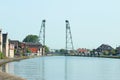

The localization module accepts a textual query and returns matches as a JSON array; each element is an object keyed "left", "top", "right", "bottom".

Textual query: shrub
[{"left": 0, "top": 52, "right": 4, "bottom": 59}]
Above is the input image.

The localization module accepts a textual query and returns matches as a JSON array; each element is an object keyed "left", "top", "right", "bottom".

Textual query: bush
[
  {"left": 0, "top": 52, "right": 4, "bottom": 59},
  {"left": 103, "top": 50, "right": 110, "bottom": 55}
]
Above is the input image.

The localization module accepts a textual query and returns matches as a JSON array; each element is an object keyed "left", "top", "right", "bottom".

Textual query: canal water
[{"left": 1, "top": 56, "right": 120, "bottom": 80}]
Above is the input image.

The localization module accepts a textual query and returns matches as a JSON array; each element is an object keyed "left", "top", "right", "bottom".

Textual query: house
[
  {"left": 9, "top": 40, "right": 45, "bottom": 56},
  {"left": 77, "top": 48, "right": 90, "bottom": 56},
  {"left": 77, "top": 48, "right": 88, "bottom": 53},
  {"left": 9, "top": 43, "right": 14, "bottom": 58},
  {"left": 95, "top": 44, "right": 113, "bottom": 55},
  {"left": 9, "top": 40, "right": 19, "bottom": 50},
  {"left": 25, "top": 42, "right": 43, "bottom": 56},
  {"left": 9, "top": 40, "right": 20, "bottom": 56},
  {"left": 116, "top": 46, "right": 120, "bottom": 55},
  {"left": 0, "top": 28, "right": 45, "bottom": 57},
  {"left": 96, "top": 44, "right": 113, "bottom": 52}
]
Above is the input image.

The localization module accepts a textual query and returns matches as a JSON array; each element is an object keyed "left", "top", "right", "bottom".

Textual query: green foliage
[
  {"left": 44, "top": 45, "right": 49, "bottom": 53},
  {"left": 23, "top": 35, "right": 39, "bottom": 43},
  {"left": 14, "top": 49, "right": 17, "bottom": 54},
  {"left": 103, "top": 50, "right": 110, "bottom": 55},
  {"left": 26, "top": 48, "right": 31, "bottom": 53},
  {"left": 0, "top": 52, "right": 4, "bottom": 59},
  {"left": 60, "top": 49, "right": 66, "bottom": 53},
  {"left": 110, "top": 49, "right": 116, "bottom": 55},
  {"left": 103, "top": 49, "right": 117, "bottom": 55}
]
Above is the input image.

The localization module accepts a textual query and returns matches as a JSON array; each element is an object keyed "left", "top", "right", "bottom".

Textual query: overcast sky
[{"left": 0, "top": 0, "right": 120, "bottom": 49}]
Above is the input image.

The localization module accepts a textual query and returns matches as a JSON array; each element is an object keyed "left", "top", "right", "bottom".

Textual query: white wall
[{"left": 9, "top": 44, "right": 14, "bottom": 58}]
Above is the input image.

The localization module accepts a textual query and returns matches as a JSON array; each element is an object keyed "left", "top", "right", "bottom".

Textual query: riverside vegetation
[{"left": 0, "top": 52, "right": 4, "bottom": 59}]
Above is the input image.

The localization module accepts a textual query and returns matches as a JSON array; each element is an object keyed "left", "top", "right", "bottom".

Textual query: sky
[{"left": 0, "top": 0, "right": 120, "bottom": 49}]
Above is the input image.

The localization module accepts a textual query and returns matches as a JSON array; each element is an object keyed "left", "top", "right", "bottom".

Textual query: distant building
[
  {"left": 96, "top": 44, "right": 113, "bottom": 52},
  {"left": 77, "top": 48, "right": 88, "bottom": 53},
  {"left": 9, "top": 40, "right": 44, "bottom": 56},
  {"left": 25, "top": 42, "right": 43, "bottom": 56},
  {"left": 9, "top": 40, "right": 19, "bottom": 56},
  {"left": 77, "top": 48, "right": 90, "bottom": 55},
  {"left": 9, "top": 40, "right": 19, "bottom": 50},
  {"left": 116, "top": 46, "right": 120, "bottom": 54},
  {"left": 9, "top": 43, "right": 14, "bottom": 58},
  {"left": 0, "top": 29, "right": 45, "bottom": 57},
  {"left": 96, "top": 44, "right": 113, "bottom": 55}
]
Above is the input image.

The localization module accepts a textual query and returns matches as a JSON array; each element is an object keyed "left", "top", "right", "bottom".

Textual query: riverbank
[
  {"left": 0, "top": 56, "right": 39, "bottom": 80},
  {"left": 0, "top": 71, "right": 26, "bottom": 80},
  {"left": 99, "top": 55, "right": 120, "bottom": 59},
  {"left": 73, "top": 55, "right": 120, "bottom": 59},
  {"left": 0, "top": 57, "right": 28, "bottom": 66}
]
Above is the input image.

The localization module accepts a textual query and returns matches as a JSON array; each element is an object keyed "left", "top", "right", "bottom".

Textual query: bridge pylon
[
  {"left": 65, "top": 20, "right": 76, "bottom": 55},
  {"left": 39, "top": 20, "right": 46, "bottom": 56}
]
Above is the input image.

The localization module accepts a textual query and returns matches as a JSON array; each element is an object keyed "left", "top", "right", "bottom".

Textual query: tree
[
  {"left": 60, "top": 49, "right": 65, "bottom": 52},
  {"left": 44, "top": 45, "right": 49, "bottom": 53},
  {"left": 103, "top": 50, "right": 109, "bottom": 55},
  {"left": 110, "top": 49, "right": 116, "bottom": 55},
  {"left": 60, "top": 49, "right": 66, "bottom": 53},
  {"left": 23, "top": 35, "right": 39, "bottom": 43},
  {"left": 26, "top": 47, "right": 31, "bottom": 53}
]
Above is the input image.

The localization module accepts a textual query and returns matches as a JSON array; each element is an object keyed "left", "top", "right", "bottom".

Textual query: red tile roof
[{"left": 29, "top": 48, "right": 38, "bottom": 53}]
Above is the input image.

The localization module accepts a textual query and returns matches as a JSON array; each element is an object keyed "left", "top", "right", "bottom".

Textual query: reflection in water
[
  {"left": 0, "top": 64, "right": 6, "bottom": 72},
  {"left": 65, "top": 57, "right": 67, "bottom": 80},
  {"left": 1, "top": 63, "right": 14, "bottom": 73},
  {"left": 41, "top": 57, "right": 45, "bottom": 80},
  {"left": 1, "top": 56, "right": 120, "bottom": 80}
]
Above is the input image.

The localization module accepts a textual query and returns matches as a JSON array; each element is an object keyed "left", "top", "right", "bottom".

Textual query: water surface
[{"left": 1, "top": 56, "right": 120, "bottom": 80}]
